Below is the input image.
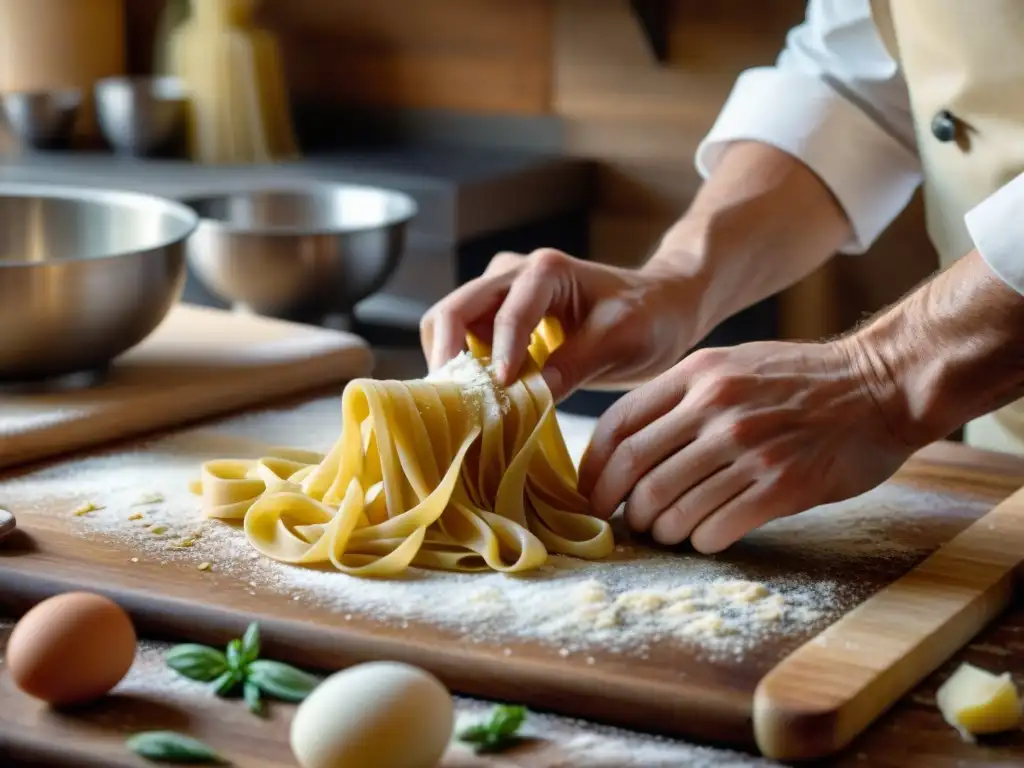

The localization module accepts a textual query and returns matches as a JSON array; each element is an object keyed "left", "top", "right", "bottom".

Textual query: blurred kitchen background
[{"left": 0, "top": 0, "right": 938, "bottom": 417}]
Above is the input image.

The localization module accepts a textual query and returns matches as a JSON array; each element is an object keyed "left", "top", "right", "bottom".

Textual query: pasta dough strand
[{"left": 195, "top": 318, "right": 614, "bottom": 576}]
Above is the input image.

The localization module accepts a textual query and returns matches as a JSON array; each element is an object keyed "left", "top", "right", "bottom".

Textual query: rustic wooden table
[
  {"left": 3, "top": 609, "right": 1024, "bottom": 768},
  {"left": 2, "top": 349, "right": 1024, "bottom": 766}
]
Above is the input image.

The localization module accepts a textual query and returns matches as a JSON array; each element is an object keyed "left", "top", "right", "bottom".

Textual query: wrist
[{"left": 840, "top": 250, "right": 1024, "bottom": 448}]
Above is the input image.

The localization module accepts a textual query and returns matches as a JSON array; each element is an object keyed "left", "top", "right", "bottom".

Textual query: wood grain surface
[
  {"left": 0, "top": 412, "right": 1022, "bottom": 762},
  {"left": 755, "top": 482, "right": 1024, "bottom": 760},
  {"left": 8, "top": 610, "right": 1024, "bottom": 767},
  {"left": 0, "top": 304, "right": 372, "bottom": 471}
]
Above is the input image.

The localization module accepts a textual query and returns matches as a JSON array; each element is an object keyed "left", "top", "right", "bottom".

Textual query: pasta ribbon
[{"left": 193, "top": 318, "right": 614, "bottom": 576}]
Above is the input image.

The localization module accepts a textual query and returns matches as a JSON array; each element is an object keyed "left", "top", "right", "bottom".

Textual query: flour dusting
[
  {"left": 0, "top": 396, "right": 993, "bottom": 664},
  {"left": 426, "top": 351, "right": 508, "bottom": 418}
]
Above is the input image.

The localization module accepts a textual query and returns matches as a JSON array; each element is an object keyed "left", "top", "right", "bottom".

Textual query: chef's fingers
[
  {"left": 541, "top": 295, "right": 646, "bottom": 404},
  {"left": 649, "top": 463, "right": 755, "bottom": 546},
  {"left": 577, "top": 369, "right": 686, "bottom": 498},
  {"left": 689, "top": 477, "right": 795, "bottom": 554},
  {"left": 483, "top": 250, "right": 527, "bottom": 277},
  {"left": 490, "top": 249, "right": 570, "bottom": 384},
  {"left": 586, "top": 405, "right": 694, "bottom": 520},
  {"left": 539, "top": 307, "right": 622, "bottom": 404},
  {"left": 419, "top": 261, "right": 522, "bottom": 370},
  {"left": 622, "top": 431, "right": 733, "bottom": 533}
]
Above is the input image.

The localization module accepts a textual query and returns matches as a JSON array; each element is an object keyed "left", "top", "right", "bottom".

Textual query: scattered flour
[
  {"left": 0, "top": 395, "right": 993, "bottom": 666},
  {"left": 0, "top": 620, "right": 780, "bottom": 767}
]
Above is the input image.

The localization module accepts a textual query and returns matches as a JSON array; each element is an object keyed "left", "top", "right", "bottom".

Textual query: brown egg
[{"left": 6, "top": 592, "right": 137, "bottom": 706}]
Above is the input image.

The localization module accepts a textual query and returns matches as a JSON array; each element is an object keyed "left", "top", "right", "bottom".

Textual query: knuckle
[
  {"left": 529, "top": 248, "right": 569, "bottom": 277},
  {"left": 418, "top": 311, "right": 433, "bottom": 335},
  {"left": 613, "top": 437, "right": 644, "bottom": 478},
  {"left": 630, "top": 475, "right": 671, "bottom": 516},
  {"left": 604, "top": 399, "right": 639, "bottom": 445},
  {"left": 697, "top": 372, "right": 750, "bottom": 409},
  {"left": 684, "top": 347, "right": 724, "bottom": 372},
  {"left": 486, "top": 251, "right": 524, "bottom": 274}
]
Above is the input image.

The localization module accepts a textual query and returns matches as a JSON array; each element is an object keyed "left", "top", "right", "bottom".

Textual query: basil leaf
[
  {"left": 164, "top": 645, "right": 228, "bottom": 682},
  {"left": 240, "top": 622, "right": 260, "bottom": 664},
  {"left": 213, "top": 669, "right": 241, "bottom": 698},
  {"left": 243, "top": 680, "right": 264, "bottom": 716},
  {"left": 491, "top": 705, "right": 527, "bottom": 737},
  {"left": 125, "top": 731, "right": 226, "bottom": 764},
  {"left": 457, "top": 724, "right": 491, "bottom": 743},
  {"left": 225, "top": 639, "right": 244, "bottom": 673},
  {"left": 458, "top": 705, "right": 528, "bottom": 754},
  {"left": 247, "top": 660, "right": 320, "bottom": 702}
]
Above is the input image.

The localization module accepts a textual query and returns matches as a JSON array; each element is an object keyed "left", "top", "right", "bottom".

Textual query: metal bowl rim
[
  {"left": 94, "top": 75, "right": 190, "bottom": 103},
  {"left": 0, "top": 183, "right": 199, "bottom": 269},
  {"left": 1, "top": 89, "right": 83, "bottom": 108},
  {"left": 180, "top": 183, "right": 418, "bottom": 238}
]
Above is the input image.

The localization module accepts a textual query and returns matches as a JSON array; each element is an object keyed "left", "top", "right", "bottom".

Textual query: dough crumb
[{"left": 936, "top": 662, "right": 1022, "bottom": 741}]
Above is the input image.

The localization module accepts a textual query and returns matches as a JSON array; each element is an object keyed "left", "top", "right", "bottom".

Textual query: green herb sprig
[
  {"left": 458, "top": 704, "right": 528, "bottom": 753},
  {"left": 125, "top": 731, "right": 226, "bottom": 764},
  {"left": 164, "top": 622, "right": 320, "bottom": 715}
]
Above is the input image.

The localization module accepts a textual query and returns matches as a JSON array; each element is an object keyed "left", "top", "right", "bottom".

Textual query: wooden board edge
[
  {"left": 0, "top": 344, "right": 374, "bottom": 472},
  {"left": 0, "top": 566, "right": 753, "bottom": 748},
  {"left": 752, "top": 485, "right": 1024, "bottom": 761}
]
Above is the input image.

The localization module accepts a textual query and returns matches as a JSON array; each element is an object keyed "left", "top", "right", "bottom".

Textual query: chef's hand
[
  {"left": 577, "top": 338, "right": 914, "bottom": 553},
  {"left": 419, "top": 249, "right": 700, "bottom": 402}
]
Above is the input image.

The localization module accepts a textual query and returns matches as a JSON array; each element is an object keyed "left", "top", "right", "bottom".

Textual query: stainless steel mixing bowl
[
  {"left": 95, "top": 76, "right": 188, "bottom": 157},
  {"left": 183, "top": 185, "right": 418, "bottom": 322},
  {"left": 1, "top": 89, "right": 82, "bottom": 150},
  {"left": 0, "top": 185, "right": 199, "bottom": 381}
]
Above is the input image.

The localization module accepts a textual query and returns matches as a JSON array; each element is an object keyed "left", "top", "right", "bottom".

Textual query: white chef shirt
[{"left": 695, "top": 0, "right": 1024, "bottom": 295}]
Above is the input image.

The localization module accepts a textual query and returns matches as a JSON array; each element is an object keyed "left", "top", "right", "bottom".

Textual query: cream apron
[{"left": 871, "top": 0, "right": 1024, "bottom": 454}]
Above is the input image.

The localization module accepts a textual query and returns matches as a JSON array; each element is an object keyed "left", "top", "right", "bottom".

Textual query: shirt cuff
[
  {"left": 695, "top": 67, "right": 922, "bottom": 254},
  {"left": 965, "top": 173, "right": 1024, "bottom": 295}
]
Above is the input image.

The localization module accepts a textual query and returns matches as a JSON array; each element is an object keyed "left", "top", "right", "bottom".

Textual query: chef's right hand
[{"left": 419, "top": 248, "right": 700, "bottom": 402}]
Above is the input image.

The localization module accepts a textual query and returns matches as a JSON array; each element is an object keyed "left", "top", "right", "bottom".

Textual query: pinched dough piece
[{"left": 936, "top": 662, "right": 1022, "bottom": 740}]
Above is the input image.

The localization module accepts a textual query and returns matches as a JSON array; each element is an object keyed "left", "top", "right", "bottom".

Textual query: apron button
[{"left": 931, "top": 110, "right": 958, "bottom": 142}]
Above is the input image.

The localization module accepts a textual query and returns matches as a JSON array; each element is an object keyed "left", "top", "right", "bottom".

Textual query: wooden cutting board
[
  {"left": 0, "top": 304, "right": 373, "bottom": 471},
  {"left": 0, "top": 409, "right": 1023, "bottom": 763}
]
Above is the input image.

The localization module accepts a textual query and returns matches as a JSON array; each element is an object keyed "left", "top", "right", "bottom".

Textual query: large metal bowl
[
  {"left": 0, "top": 185, "right": 199, "bottom": 381},
  {"left": 183, "top": 185, "right": 417, "bottom": 323},
  {"left": 95, "top": 76, "right": 188, "bottom": 157}
]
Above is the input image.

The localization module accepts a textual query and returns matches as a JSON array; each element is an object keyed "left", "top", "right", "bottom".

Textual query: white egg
[{"left": 290, "top": 661, "right": 454, "bottom": 768}]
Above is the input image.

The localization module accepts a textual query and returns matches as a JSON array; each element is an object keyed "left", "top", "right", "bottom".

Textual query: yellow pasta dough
[{"left": 193, "top": 318, "right": 614, "bottom": 576}]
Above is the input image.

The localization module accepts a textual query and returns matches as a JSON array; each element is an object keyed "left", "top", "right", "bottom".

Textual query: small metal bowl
[
  {"left": 0, "top": 184, "right": 199, "bottom": 381},
  {"left": 183, "top": 185, "right": 418, "bottom": 323},
  {"left": 95, "top": 76, "right": 188, "bottom": 157},
  {"left": 1, "top": 89, "right": 82, "bottom": 151}
]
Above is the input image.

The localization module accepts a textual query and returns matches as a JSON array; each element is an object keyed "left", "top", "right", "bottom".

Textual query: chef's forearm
[
  {"left": 642, "top": 141, "right": 852, "bottom": 343},
  {"left": 844, "top": 249, "right": 1024, "bottom": 446}
]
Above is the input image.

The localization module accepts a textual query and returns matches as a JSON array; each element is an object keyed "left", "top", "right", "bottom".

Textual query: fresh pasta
[{"left": 193, "top": 318, "right": 615, "bottom": 576}]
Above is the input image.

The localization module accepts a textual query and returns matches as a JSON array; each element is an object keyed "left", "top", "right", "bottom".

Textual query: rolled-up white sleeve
[
  {"left": 695, "top": 0, "right": 923, "bottom": 254},
  {"left": 965, "top": 174, "right": 1024, "bottom": 295}
]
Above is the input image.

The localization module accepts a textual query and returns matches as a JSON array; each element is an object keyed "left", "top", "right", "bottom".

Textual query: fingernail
[{"left": 494, "top": 360, "right": 509, "bottom": 384}]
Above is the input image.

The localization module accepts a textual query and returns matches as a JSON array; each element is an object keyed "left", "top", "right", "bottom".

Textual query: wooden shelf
[{"left": 629, "top": 0, "right": 670, "bottom": 63}]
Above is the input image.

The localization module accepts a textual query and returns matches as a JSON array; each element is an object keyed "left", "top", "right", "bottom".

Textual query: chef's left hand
[{"left": 577, "top": 338, "right": 915, "bottom": 553}]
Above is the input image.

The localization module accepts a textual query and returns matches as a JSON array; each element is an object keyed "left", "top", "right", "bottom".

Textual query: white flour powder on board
[
  {"left": 0, "top": 396, "right": 994, "bottom": 662},
  {"left": 0, "top": 620, "right": 780, "bottom": 767}
]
